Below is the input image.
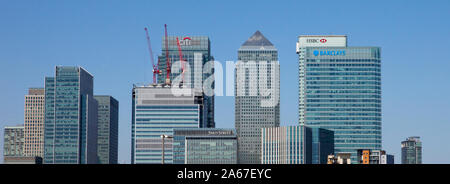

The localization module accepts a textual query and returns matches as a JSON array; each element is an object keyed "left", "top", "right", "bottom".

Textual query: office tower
[
  {"left": 297, "top": 36, "right": 381, "bottom": 163},
  {"left": 158, "top": 35, "right": 214, "bottom": 128},
  {"left": 131, "top": 84, "right": 210, "bottom": 164},
  {"left": 3, "top": 125, "right": 24, "bottom": 157},
  {"left": 94, "top": 95, "right": 119, "bottom": 164},
  {"left": 24, "top": 88, "right": 45, "bottom": 157},
  {"left": 311, "top": 128, "right": 334, "bottom": 164},
  {"left": 236, "top": 31, "right": 280, "bottom": 164},
  {"left": 43, "top": 66, "right": 98, "bottom": 164},
  {"left": 172, "top": 128, "right": 237, "bottom": 164},
  {"left": 401, "top": 136, "right": 422, "bottom": 164},
  {"left": 357, "top": 149, "right": 393, "bottom": 164},
  {"left": 261, "top": 126, "right": 311, "bottom": 164}
]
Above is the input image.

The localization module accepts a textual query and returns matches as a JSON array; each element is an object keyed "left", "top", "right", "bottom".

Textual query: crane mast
[
  {"left": 176, "top": 37, "right": 186, "bottom": 85},
  {"left": 164, "top": 24, "right": 171, "bottom": 85},
  {"left": 144, "top": 27, "right": 160, "bottom": 84}
]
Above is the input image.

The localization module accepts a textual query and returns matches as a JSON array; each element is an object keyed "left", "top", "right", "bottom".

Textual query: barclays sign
[{"left": 313, "top": 50, "right": 346, "bottom": 56}]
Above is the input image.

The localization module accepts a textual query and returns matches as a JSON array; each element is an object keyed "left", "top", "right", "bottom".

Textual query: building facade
[
  {"left": 327, "top": 153, "right": 352, "bottom": 164},
  {"left": 43, "top": 66, "right": 98, "bottom": 164},
  {"left": 173, "top": 128, "right": 237, "bottom": 164},
  {"left": 311, "top": 128, "right": 334, "bottom": 164},
  {"left": 261, "top": 126, "right": 311, "bottom": 164},
  {"left": 357, "top": 149, "right": 394, "bottom": 164},
  {"left": 94, "top": 95, "right": 119, "bottom": 164},
  {"left": 297, "top": 36, "right": 382, "bottom": 163},
  {"left": 3, "top": 125, "right": 24, "bottom": 157},
  {"left": 24, "top": 88, "right": 45, "bottom": 157},
  {"left": 385, "top": 154, "right": 395, "bottom": 164},
  {"left": 3, "top": 156, "right": 42, "bottom": 164},
  {"left": 158, "top": 35, "right": 214, "bottom": 128},
  {"left": 236, "top": 31, "right": 280, "bottom": 164},
  {"left": 401, "top": 136, "right": 422, "bottom": 164},
  {"left": 131, "top": 85, "right": 210, "bottom": 164}
]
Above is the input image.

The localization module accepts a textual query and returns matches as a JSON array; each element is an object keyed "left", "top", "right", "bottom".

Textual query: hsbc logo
[{"left": 306, "top": 38, "right": 328, "bottom": 44}]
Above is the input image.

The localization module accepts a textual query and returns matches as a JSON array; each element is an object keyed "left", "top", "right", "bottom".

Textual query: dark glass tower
[
  {"left": 311, "top": 128, "right": 334, "bottom": 164},
  {"left": 44, "top": 66, "right": 98, "bottom": 164},
  {"left": 94, "top": 95, "right": 119, "bottom": 164}
]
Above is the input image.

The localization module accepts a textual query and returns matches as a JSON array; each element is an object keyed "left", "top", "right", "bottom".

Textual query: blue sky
[{"left": 1, "top": 0, "right": 449, "bottom": 164}]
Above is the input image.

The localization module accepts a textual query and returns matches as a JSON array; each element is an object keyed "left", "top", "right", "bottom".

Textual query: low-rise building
[
  {"left": 3, "top": 125, "right": 24, "bottom": 157},
  {"left": 357, "top": 149, "right": 394, "bottom": 164},
  {"left": 173, "top": 128, "right": 237, "bottom": 164},
  {"left": 261, "top": 126, "right": 312, "bottom": 164},
  {"left": 3, "top": 156, "right": 42, "bottom": 164},
  {"left": 327, "top": 153, "right": 352, "bottom": 164}
]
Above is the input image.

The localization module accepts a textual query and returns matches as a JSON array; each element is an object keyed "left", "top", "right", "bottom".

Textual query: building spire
[{"left": 242, "top": 30, "right": 274, "bottom": 46}]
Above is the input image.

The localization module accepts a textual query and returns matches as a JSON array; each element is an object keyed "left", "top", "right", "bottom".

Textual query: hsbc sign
[
  {"left": 306, "top": 38, "right": 328, "bottom": 43},
  {"left": 297, "top": 36, "right": 347, "bottom": 53}
]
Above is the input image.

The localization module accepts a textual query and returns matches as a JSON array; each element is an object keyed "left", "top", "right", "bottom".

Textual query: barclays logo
[
  {"left": 313, "top": 50, "right": 319, "bottom": 56},
  {"left": 313, "top": 50, "right": 346, "bottom": 56}
]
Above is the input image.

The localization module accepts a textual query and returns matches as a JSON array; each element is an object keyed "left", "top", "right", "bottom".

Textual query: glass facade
[
  {"left": 299, "top": 46, "right": 382, "bottom": 163},
  {"left": 236, "top": 31, "right": 280, "bottom": 164},
  {"left": 43, "top": 66, "right": 98, "bottom": 164},
  {"left": 261, "top": 126, "right": 311, "bottom": 164},
  {"left": 131, "top": 86, "right": 205, "bottom": 164},
  {"left": 3, "top": 125, "right": 24, "bottom": 157},
  {"left": 94, "top": 95, "right": 119, "bottom": 164},
  {"left": 311, "top": 128, "right": 334, "bottom": 164},
  {"left": 158, "top": 36, "right": 214, "bottom": 128},
  {"left": 173, "top": 128, "right": 237, "bottom": 164}
]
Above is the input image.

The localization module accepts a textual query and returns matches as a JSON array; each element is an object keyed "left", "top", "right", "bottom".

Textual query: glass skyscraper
[
  {"left": 131, "top": 85, "right": 210, "bottom": 164},
  {"left": 94, "top": 95, "right": 119, "bottom": 164},
  {"left": 401, "top": 136, "right": 422, "bottom": 164},
  {"left": 297, "top": 36, "right": 381, "bottom": 163},
  {"left": 43, "top": 66, "right": 98, "bottom": 164},
  {"left": 172, "top": 128, "right": 237, "bottom": 164},
  {"left": 235, "top": 31, "right": 280, "bottom": 164}
]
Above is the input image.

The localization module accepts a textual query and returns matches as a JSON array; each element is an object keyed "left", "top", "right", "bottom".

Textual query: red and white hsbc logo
[{"left": 306, "top": 38, "right": 328, "bottom": 43}]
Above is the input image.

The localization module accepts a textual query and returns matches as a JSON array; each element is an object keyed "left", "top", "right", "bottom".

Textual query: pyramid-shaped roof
[{"left": 242, "top": 31, "right": 274, "bottom": 46}]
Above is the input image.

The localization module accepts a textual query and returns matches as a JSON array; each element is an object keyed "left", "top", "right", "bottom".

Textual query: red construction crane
[
  {"left": 164, "top": 24, "right": 171, "bottom": 85},
  {"left": 144, "top": 27, "right": 160, "bottom": 84},
  {"left": 176, "top": 37, "right": 186, "bottom": 84}
]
